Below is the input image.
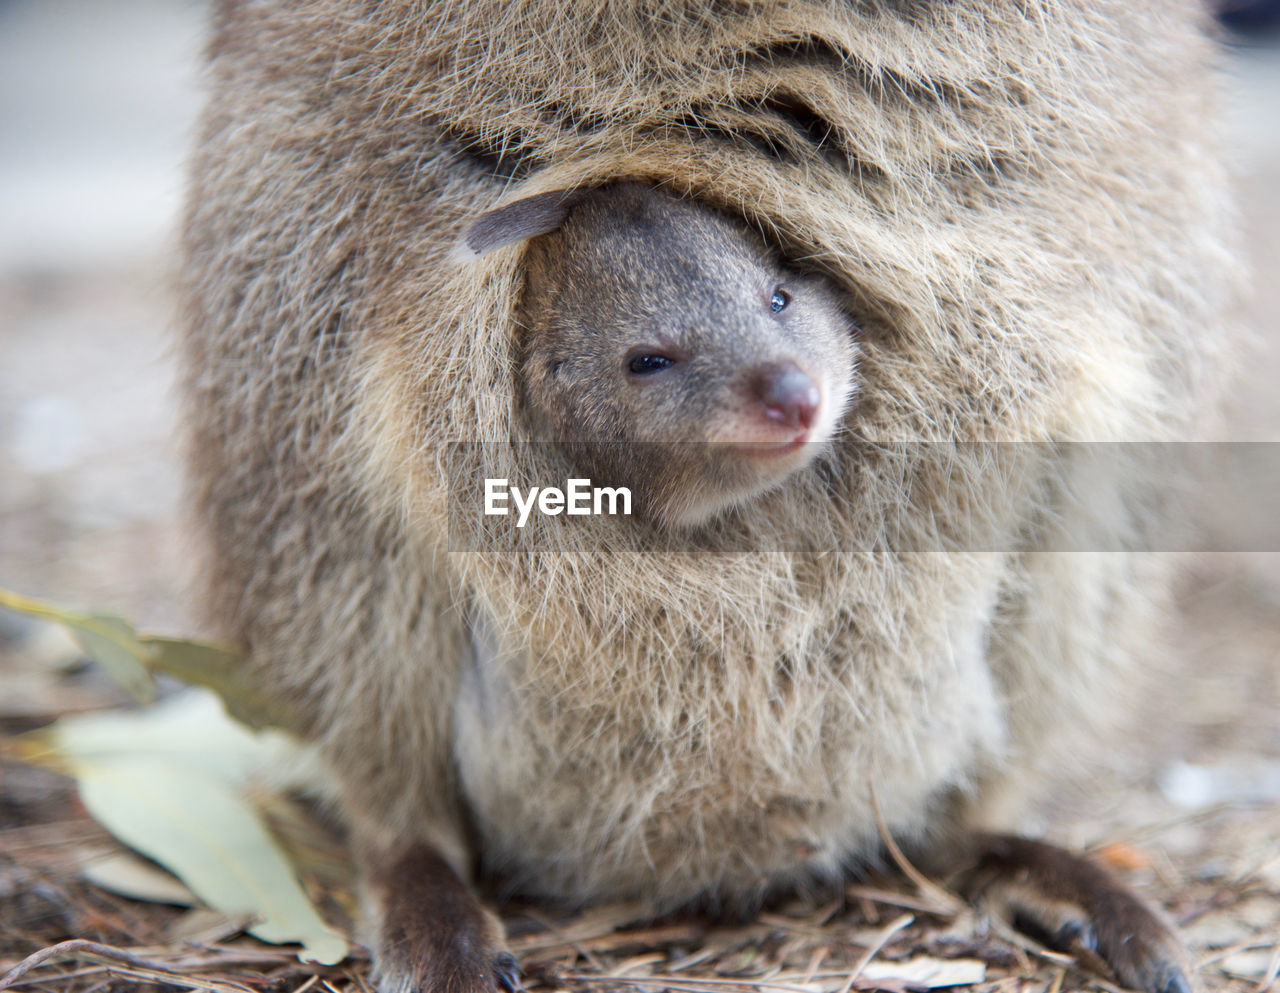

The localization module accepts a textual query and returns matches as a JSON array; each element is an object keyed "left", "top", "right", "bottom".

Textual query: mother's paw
[
  {"left": 363, "top": 843, "right": 519, "bottom": 993},
  {"left": 967, "top": 834, "right": 1191, "bottom": 993}
]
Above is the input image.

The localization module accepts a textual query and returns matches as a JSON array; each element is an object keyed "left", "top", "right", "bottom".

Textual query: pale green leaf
[
  {"left": 142, "top": 636, "right": 286, "bottom": 731},
  {"left": 0, "top": 589, "right": 154, "bottom": 703},
  {"left": 0, "top": 589, "right": 289, "bottom": 731},
  {"left": 73, "top": 754, "right": 347, "bottom": 965},
  {"left": 34, "top": 690, "right": 301, "bottom": 786},
  {"left": 78, "top": 850, "right": 197, "bottom": 907}
]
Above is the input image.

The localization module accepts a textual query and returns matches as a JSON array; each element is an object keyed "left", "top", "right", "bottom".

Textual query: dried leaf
[
  {"left": 74, "top": 756, "right": 346, "bottom": 964},
  {"left": 1094, "top": 842, "right": 1152, "bottom": 872},
  {"left": 1220, "top": 950, "right": 1277, "bottom": 980},
  {"left": 144, "top": 636, "right": 287, "bottom": 730},
  {"left": 858, "top": 957, "right": 986, "bottom": 988},
  {"left": 78, "top": 849, "right": 198, "bottom": 906},
  {"left": 0, "top": 589, "right": 154, "bottom": 704},
  {"left": 26, "top": 691, "right": 347, "bottom": 965},
  {"left": 0, "top": 589, "right": 288, "bottom": 730},
  {"left": 26, "top": 690, "right": 300, "bottom": 785}
]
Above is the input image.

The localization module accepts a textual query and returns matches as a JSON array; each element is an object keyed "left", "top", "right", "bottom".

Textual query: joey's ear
[{"left": 455, "top": 189, "right": 585, "bottom": 259}]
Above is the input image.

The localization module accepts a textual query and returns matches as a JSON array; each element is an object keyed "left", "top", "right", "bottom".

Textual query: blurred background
[
  {"left": 0, "top": 0, "right": 204, "bottom": 631},
  {"left": 0, "top": 0, "right": 1277, "bottom": 984}
]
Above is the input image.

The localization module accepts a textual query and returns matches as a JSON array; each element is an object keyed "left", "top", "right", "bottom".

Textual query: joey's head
[{"left": 461, "top": 182, "right": 859, "bottom": 527}]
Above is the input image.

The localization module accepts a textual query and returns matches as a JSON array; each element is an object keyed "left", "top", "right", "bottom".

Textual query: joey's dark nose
[{"left": 754, "top": 361, "right": 820, "bottom": 430}]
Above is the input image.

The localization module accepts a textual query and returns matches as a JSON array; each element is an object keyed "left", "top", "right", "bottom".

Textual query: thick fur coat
[{"left": 181, "top": 0, "right": 1236, "bottom": 914}]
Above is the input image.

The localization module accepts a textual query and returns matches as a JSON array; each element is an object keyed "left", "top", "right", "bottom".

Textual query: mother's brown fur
[{"left": 179, "top": 3, "right": 1237, "bottom": 992}]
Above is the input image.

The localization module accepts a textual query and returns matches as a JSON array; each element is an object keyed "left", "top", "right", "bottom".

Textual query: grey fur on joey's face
[{"left": 504, "top": 183, "right": 858, "bottom": 527}]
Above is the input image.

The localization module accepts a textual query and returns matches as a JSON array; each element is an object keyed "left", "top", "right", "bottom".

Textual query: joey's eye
[
  {"left": 627, "top": 353, "right": 676, "bottom": 376},
  {"left": 769, "top": 288, "right": 790, "bottom": 313}
]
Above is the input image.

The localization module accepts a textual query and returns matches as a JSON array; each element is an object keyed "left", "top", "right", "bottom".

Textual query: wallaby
[{"left": 178, "top": 3, "right": 1237, "bottom": 992}]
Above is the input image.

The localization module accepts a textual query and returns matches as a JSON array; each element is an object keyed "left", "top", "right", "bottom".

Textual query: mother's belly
[{"left": 451, "top": 601, "right": 1008, "bottom": 906}]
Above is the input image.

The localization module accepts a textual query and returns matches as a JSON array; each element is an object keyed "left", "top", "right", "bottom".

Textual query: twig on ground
[
  {"left": 867, "top": 789, "right": 965, "bottom": 918},
  {"left": 832, "top": 912, "right": 914, "bottom": 993}
]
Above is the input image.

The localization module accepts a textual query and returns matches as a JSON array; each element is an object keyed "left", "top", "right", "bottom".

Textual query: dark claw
[
  {"left": 1155, "top": 964, "right": 1193, "bottom": 993},
  {"left": 1053, "top": 918, "right": 1098, "bottom": 954},
  {"left": 1009, "top": 908, "right": 1097, "bottom": 958},
  {"left": 493, "top": 952, "right": 522, "bottom": 993}
]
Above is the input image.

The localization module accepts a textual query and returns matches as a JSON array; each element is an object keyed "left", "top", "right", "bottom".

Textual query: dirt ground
[{"left": 0, "top": 4, "right": 1277, "bottom": 993}]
